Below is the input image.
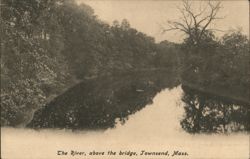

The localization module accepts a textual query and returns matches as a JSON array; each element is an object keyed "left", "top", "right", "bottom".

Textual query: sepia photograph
[{"left": 1, "top": 0, "right": 249, "bottom": 158}]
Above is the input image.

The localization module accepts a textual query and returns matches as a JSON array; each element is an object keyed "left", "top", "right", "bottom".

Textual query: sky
[{"left": 77, "top": 0, "right": 249, "bottom": 43}]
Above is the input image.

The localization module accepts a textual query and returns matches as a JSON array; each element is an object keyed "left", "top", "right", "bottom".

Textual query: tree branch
[{"left": 162, "top": 0, "right": 223, "bottom": 45}]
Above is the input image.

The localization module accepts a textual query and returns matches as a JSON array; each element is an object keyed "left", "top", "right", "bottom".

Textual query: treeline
[
  {"left": 180, "top": 29, "right": 250, "bottom": 103},
  {"left": 1, "top": 0, "right": 178, "bottom": 126}
]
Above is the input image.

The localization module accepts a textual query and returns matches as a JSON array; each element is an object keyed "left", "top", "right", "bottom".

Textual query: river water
[{"left": 1, "top": 86, "right": 249, "bottom": 159}]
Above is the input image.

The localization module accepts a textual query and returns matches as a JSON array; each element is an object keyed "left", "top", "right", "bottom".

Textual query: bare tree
[{"left": 163, "top": 0, "right": 223, "bottom": 45}]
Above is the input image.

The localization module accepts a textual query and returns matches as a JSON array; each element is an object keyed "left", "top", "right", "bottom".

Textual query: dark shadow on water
[
  {"left": 27, "top": 70, "right": 179, "bottom": 130},
  {"left": 27, "top": 70, "right": 249, "bottom": 133},
  {"left": 181, "top": 85, "right": 250, "bottom": 134}
]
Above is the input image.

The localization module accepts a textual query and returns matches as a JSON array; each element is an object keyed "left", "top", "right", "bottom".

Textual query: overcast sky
[{"left": 77, "top": 0, "right": 249, "bottom": 43}]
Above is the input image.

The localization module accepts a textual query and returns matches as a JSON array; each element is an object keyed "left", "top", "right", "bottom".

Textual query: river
[
  {"left": 1, "top": 70, "right": 249, "bottom": 158},
  {"left": 1, "top": 86, "right": 249, "bottom": 159}
]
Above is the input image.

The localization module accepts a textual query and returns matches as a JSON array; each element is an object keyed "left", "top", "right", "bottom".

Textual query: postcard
[{"left": 1, "top": 0, "right": 249, "bottom": 159}]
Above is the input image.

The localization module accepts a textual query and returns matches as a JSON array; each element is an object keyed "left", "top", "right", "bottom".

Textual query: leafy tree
[{"left": 1, "top": 0, "right": 71, "bottom": 126}]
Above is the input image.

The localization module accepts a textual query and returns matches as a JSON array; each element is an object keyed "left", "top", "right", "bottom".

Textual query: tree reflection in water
[
  {"left": 181, "top": 85, "right": 250, "bottom": 133},
  {"left": 28, "top": 70, "right": 249, "bottom": 133},
  {"left": 27, "top": 70, "right": 179, "bottom": 130}
]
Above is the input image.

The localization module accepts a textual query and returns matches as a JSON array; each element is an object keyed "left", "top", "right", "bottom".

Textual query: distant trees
[
  {"left": 153, "top": 41, "right": 180, "bottom": 70},
  {"left": 108, "top": 19, "right": 157, "bottom": 71}
]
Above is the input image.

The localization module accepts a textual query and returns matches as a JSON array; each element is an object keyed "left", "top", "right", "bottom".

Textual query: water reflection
[
  {"left": 27, "top": 70, "right": 179, "bottom": 130},
  {"left": 28, "top": 70, "right": 249, "bottom": 133},
  {"left": 181, "top": 85, "right": 250, "bottom": 133}
]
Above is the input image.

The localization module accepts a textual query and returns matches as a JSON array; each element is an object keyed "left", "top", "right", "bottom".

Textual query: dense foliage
[
  {"left": 1, "top": 0, "right": 72, "bottom": 126},
  {"left": 180, "top": 29, "right": 250, "bottom": 104},
  {"left": 1, "top": 0, "right": 178, "bottom": 126}
]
